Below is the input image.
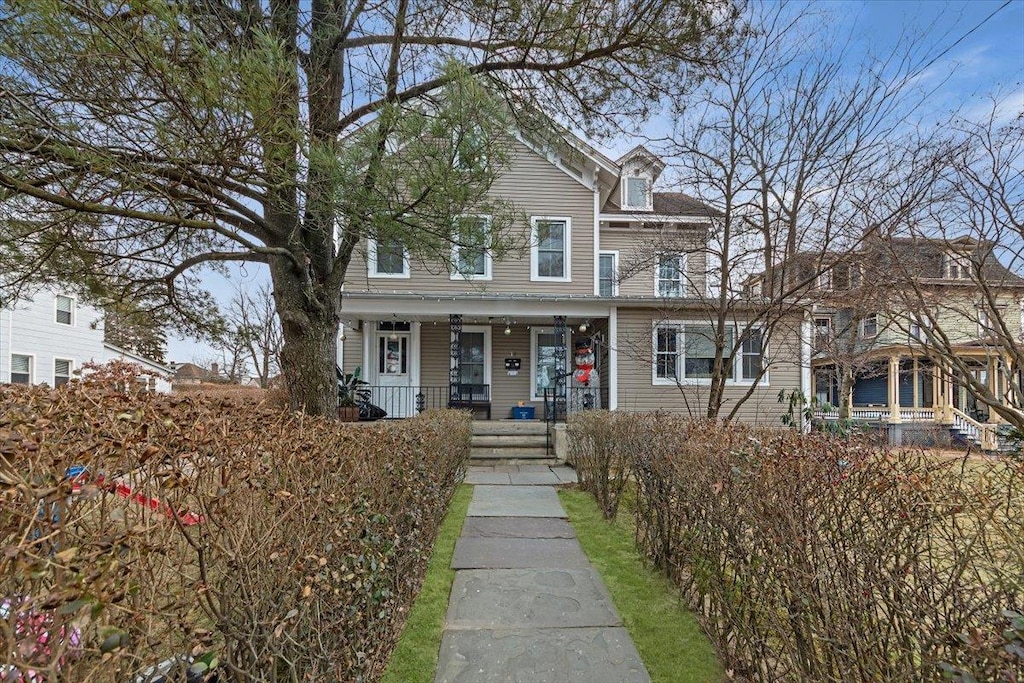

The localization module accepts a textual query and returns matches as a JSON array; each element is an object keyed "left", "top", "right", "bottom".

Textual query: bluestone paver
[
  {"left": 465, "top": 485, "right": 566, "bottom": 518},
  {"left": 461, "top": 516, "right": 575, "bottom": 539},
  {"left": 435, "top": 627, "right": 651, "bottom": 683},
  {"left": 446, "top": 568, "right": 620, "bottom": 629},
  {"left": 452, "top": 537, "right": 590, "bottom": 569},
  {"left": 464, "top": 470, "right": 513, "bottom": 485},
  {"left": 508, "top": 471, "right": 562, "bottom": 486}
]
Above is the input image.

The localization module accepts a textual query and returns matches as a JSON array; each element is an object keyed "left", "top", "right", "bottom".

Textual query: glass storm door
[{"left": 376, "top": 330, "right": 412, "bottom": 417}]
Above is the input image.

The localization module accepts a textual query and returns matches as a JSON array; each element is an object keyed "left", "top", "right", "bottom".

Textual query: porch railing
[{"left": 342, "top": 385, "right": 490, "bottom": 419}]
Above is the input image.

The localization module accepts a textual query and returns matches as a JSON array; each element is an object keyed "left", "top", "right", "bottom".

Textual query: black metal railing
[{"left": 339, "top": 384, "right": 491, "bottom": 420}]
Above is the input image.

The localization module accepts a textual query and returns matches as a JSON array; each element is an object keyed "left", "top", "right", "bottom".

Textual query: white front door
[{"left": 375, "top": 330, "right": 414, "bottom": 417}]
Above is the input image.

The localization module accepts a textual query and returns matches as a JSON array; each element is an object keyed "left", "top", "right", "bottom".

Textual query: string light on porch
[
  {"left": 578, "top": 320, "right": 590, "bottom": 333},
  {"left": 503, "top": 317, "right": 512, "bottom": 336}
]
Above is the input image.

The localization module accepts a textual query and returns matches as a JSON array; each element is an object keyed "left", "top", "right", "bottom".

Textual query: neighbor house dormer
[{"left": 615, "top": 146, "right": 665, "bottom": 212}]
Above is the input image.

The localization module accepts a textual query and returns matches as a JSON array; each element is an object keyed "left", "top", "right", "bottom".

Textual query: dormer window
[
  {"left": 943, "top": 252, "right": 971, "bottom": 280},
  {"left": 622, "top": 175, "right": 651, "bottom": 210}
]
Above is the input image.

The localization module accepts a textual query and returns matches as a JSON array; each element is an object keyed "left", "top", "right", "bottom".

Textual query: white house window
[
  {"left": 814, "top": 317, "right": 832, "bottom": 349},
  {"left": 451, "top": 215, "right": 492, "bottom": 280},
  {"left": 11, "top": 354, "right": 32, "bottom": 384},
  {"left": 599, "top": 252, "right": 618, "bottom": 296},
  {"left": 654, "top": 323, "right": 766, "bottom": 385},
  {"left": 54, "top": 359, "right": 72, "bottom": 387},
  {"left": 656, "top": 254, "right": 687, "bottom": 297},
  {"left": 369, "top": 238, "right": 409, "bottom": 278},
  {"left": 531, "top": 217, "right": 571, "bottom": 281},
  {"left": 943, "top": 252, "right": 971, "bottom": 279},
  {"left": 816, "top": 269, "right": 832, "bottom": 290},
  {"left": 623, "top": 176, "right": 650, "bottom": 210},
  {"left": 740, "top": 328, "right": 764, "bottom": 381},
  {"left": 978, "top": 305, "right": 1006, "bottom": 336},
  {"left": 861, "top": 314, "right": 878, "bottom": 338},
  {"left": 55, "top": 295, "right": 73, "bottom": 325},
  {"left": 453, "top": 124, "right": 487, "bottom": 170}
]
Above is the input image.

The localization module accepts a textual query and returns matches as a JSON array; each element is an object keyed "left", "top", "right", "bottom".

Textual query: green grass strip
[
  {"left": 382, "top": 483, "right": 472, "bottom": 683},
  {"left": 559, "top": 489, "right": 723, "bottom": 683}
]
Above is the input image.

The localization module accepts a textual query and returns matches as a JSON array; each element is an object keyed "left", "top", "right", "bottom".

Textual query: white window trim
[
  {"left": 458, "top": 325, "right": 492, "bottom": 394},
  {"left": 450, "top": 215, "right": 493, "bottom": 281},
  {"left": 861, "top": 314, "right": 879, "bottom": 339},
  {"left": 650, "top": 321, "right": 769, "bottom": 387},
  {"left": 654, "top": 253, "right": 688, "bottom": 298},
  {"left": 598, "top": 250, "right": 619, "bottom": 297},
  {"left": 54, "top": 358, "right": 73, "bottom": 386},
  {"left": 55, "top": 294, "right": 75, "bottom": 326},
  {"left": 621, "top": 175, "right": 653, "bottom": 211},
  {"left": 367, "top": 237, "right": 411, "bottom": 279},
  {"left": 10, "top": 352, "right": 35, "bottom": 385},
  {"left": 530, "top": 216, "right": 572, "bottom": 282},
  {"left": 530, "top": 327, "right": 572, "bottom": 401}
]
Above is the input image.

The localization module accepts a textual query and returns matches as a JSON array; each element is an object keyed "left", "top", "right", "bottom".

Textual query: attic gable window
[{"left": 622, "top": 175, "right": 651, "bottom": 210}]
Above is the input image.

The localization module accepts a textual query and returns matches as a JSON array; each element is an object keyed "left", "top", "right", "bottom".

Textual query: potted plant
[{"left": 337, "top": 367, "right": 367, "bottom": 422}]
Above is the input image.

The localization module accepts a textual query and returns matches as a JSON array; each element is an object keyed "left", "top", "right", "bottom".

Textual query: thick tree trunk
[
  {"left": 839, "top": 365, "right": 854, "bottom": 420},
  {"left": 269, "top": 258, "right": 340, "bottom": 417}
]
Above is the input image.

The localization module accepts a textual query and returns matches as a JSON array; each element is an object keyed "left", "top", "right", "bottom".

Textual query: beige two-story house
[{"left": 338, "top": 132, "right": 806, "bottom": 423}]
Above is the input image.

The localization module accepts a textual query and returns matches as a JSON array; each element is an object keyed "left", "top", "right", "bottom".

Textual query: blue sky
[{"left": 165, "top": 0, "right": 1024, "bottom": 365}]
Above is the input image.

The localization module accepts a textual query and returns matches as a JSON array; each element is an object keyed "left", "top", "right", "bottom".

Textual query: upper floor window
[
  {"left": 368, "top": 238, "right": 409, "bottom": 278},
  {"left": 816, "top": 269, "right": 832, "bottom": 290},
  {"left": 11, "top": 354, "right": 32, "bottom": 384},
  {"left": 656, "top": 253, "right": 686, "bottom": 298},
  {"left": 622, "top": 176, "right": 651, "bottom": 210},
  {"left": 451, "top": 215, "right": 492, "bottom": 281},
  {"left": 943, "top": 252, "right": 971, "bottom": 279},
  {"left": 55, "top": 295, "right": 74, "bottom": 325},
  {"left": 909, "top": 315, "right": 930, "bottom": 343},
  {"left": 530, "top": 217, "right": 571, "bottom": 282},
  {"left": 861, "top": 314, "right": 878, "bottom": 339},
  {"left": 814, "top": 316, "right": 832, "bottom": 349},
  {"left": 54, "top": 359, "right": 72, "bottom": 387},
  {"left": 599, "top": 252, "right": 619, "bottom": 296},
  {"left": 453, "top": 124, "right": 487, "bottom": 171},
  {"left": 978, "top": 305, "right": 1006, "bottom": 336}
]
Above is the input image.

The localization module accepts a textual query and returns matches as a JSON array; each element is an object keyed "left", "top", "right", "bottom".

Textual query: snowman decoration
[{"left": 570, "top": 338, "right": 601, "bottom": 411}]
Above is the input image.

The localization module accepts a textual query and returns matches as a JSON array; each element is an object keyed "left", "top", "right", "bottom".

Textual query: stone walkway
[{"left": 435, "top": 469, "right": 651, "bottom": 683}]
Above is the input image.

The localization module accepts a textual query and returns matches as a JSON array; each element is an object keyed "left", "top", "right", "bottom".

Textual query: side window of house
[
  {"left": 54, "top": 359, "right": 72, "bottom": 386},
  {"left": 11, "top": 354, "right": 32, "bottom": 384},
  {"left": 56, "top": 295, "right": 74, "bottom": 325},
  {"left": 656, "top": 253, "right": 686, "bottom": 297},
  {"left": 531, "top": 218, "right": 570, "bottom": 281},
  {"left": 740, "top": 328, "right": 764, "bottom": 381},
  {"left": 599, "top": 252, "right": 618, "bottom": 296},
  {"left": 371, "top": 238, "right": 408, "bottom": 277}
]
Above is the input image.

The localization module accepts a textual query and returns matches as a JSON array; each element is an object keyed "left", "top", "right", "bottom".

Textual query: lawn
[
  {"left": 559, "top": 489, "right": 724, "bottom": 683},
  {"left": 381, "top": 483, "right": 472, "bottom": 683}
]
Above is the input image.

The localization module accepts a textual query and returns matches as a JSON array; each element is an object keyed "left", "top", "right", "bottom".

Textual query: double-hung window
[
  {"left": 369, "top": 237, "right": 409, "bottom": 278},
  {"left": 55, "top": 295, "right": 73, "bottom": 325},
  {"left": 11, "top": 354, "right": 32, "bottom": 384},
  {"left": 622, "top": 176, "right": 651, "bottom": 210},
  {"left": 54, "top": 359, "right": 72, "bottom": 386},
  {"left": 599, "top": 252, "right": 618, "bottom": 296},
  {"left": 531, "top": 217, "right": 570, "bottom": 281},
  {"left": 656, "top": 254, "right": 687, "bottom": 297},
  {"left": 740, "top": 328, "right": 764, "bottom": 382},
  {"left": 451, "top": 215, "right": 492, "bottom": 280},
  {"left": 814, "top": 317, "right": 832, "bottom": 350},
  {"left": 861, "top": 314, "right": 878, "bottom": 339}
]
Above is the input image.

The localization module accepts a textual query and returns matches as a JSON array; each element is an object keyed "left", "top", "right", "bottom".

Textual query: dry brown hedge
[
  {"left": 569, "top": 412, "right": 1024, "bottom": 683},
  {"left": 1, "top": 379, "right": 470, "bottom": 682}
]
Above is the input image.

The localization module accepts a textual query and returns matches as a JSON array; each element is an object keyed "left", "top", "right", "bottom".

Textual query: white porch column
[
  {"left": 608, "top": 306, "right": 618, "bottom": 410},
  {"left": 800, "top": 313, "right": 812, "bottom": 432},
  {"left": 988, "top": 356, "right": 1001, "bottom": 423},
  {"left": 888, "top": 355, "right": 901, "bottom": 423}
]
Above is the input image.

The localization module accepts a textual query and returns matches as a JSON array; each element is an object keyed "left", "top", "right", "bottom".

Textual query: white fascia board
[
  {"left": 340, "top": 294, "right": 612, "bottom": 319},
  {"left": 600, "top": 213, "right": 714, "bottom": 224}
]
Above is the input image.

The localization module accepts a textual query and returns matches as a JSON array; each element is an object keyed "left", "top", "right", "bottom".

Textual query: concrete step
[
  {"left": 471, "top": 446, "right": 551, "bottom": 460},
  {"left": 468, "top": 456, "right": 563, "bottom": 467},
  {"left": 472, "top": 420, "right": 547, "bottom": 436},
  {"left": 472, "top": 434, "right": 548, "bottom": 449}
]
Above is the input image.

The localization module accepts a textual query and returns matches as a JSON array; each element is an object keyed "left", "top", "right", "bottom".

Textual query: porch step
[
  {"left": 472, "top": 434, "right": 548, "bottom": 449},
  {"left": 470, "top": 446, "right": 552, "bottom": 460},
  {"left": 471, "top": 420, "right": 547, "bottom": 436}
]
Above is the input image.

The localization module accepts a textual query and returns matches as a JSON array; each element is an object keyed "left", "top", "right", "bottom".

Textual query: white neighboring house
[
  {"left": 102, "top": 343, "right": 173, "bottom": 393},
  {"left": 0, "top": 286, "right": 171, "bottom": 391}
]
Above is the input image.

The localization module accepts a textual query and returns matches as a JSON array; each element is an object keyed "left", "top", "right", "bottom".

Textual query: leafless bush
[
  {"left": 571, "top": 414, "right": 1024, "bottom": 682},
  {"left": 1, "top": 384, "right": 470, "bottom": 682}
]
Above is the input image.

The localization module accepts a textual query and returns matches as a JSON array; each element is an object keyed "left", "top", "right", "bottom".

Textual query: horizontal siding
[
  {"left": 615, "top": 307, "right": 802, "bottom": 425},
  {"left": 865, "top": 293, "right": 1023, "bottom": 350},
  {"left": 0, "top": 289, "right": 105, "bottom": 385},
  {"left": 346, "top": 136, "right": 596, "bottom": 296},
  {"left": 600, "top": 227, "right": 707, "bottom": 298}
]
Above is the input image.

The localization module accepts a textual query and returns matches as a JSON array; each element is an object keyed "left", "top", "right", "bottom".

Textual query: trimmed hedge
[
  {"left": 569, "top": 412, "right": 1024, "bottom": 683},
  {"left": 1, "top": 379, "right": 470, "bottom": 682}
]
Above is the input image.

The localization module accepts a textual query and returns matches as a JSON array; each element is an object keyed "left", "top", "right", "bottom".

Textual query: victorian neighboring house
[
  {"left": 337, "top": 132, "right": 806, "bottom": 422},
  {"left": 784, "top": 235, "right": 1024, "bottom": 449},
  {"left": 0, "top": 285, "right": 172, "bottom": 391}
]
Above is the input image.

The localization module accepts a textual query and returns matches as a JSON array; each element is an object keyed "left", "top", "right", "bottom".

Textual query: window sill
[
  {"left": 531, "top": 276, "right": 572, "bottom": 283},
  {"left": 368, "top": 271, "right": 411, "bottom": 279},
  {"left": 449, "top": 273, "right": 493, "bottom": 282},
  {"left": 652, "top": 378, "right": 769, "bottom": 387}
]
